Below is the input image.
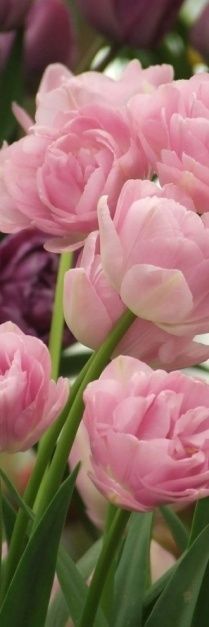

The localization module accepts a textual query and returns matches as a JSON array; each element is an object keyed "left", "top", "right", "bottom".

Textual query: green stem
[
  {"left": 160, "top": 506, "right": 189, "bottom": 553},
  {"left": 48, "top": 251, "right": 72, "bottom": 380},
  {"left": 34, "top": 309, "right": 135, "bottom": 524},
  {"left": 78, "top": 509, "right": 130, "bottom": 627}
]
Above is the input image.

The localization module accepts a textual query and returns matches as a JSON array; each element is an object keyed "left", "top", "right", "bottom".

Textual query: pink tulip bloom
[
  {"left": 64, "top": 220, "right": 209, "bottom": 370},
  {"left": 0, "top": 322, "right": 69, "bottom": 452},
  {"left": 96, "top": 179, "right": 209, "bottom": 338},
  {"left": 0, "top": 61, "right": 173, "bottom": 251},
  {"left": 130, "top": 71, "right": 209, "bottom": 213},
  {"left": 69, "top": 421, "right": 107, "bottom": 528},
  {"left": 83, "top": 356, "right": 209, "bottom": 511}
]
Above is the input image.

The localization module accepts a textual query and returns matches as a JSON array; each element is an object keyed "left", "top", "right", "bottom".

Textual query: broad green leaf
[
  {"left": 0, "top": 467, "right": 78, "bottom": 627},
  {"left": 2, "top": 495, "right": 16, "bottom": 544},
  {"left": 45, "top": 589, "right": 69, "bottom": 627},
  {"left": 191, "top": 561, "right": 209, "bottom": 627},
  {"left": 46, "top": 538, "right": 102, "bottom": 627},
  {"left": 0, "top": 468, "right": 34, "bottom": 522},
  {"left": 189, "top": 496, "right": 209, "bottom": 545},
  {"left": 57, "top": 543, "right": 108, "bottom": 627},
  {"left": 160, "top": 506, "right": 189, "bottom": 552},
  {"left": 145, "top": 522, "right": 209, "bottom": 627},
  {"left": 77, "top": 538, "right": 102, "bottom": 580},
  {"left": 0, "top": 29, "right": 24, "bottom": 141},
  {"left": 143, "top": 563, "right": 176, "bottom": 622},
  {"left": 112, "top": 512, "right": 153, "bottom": 627}
]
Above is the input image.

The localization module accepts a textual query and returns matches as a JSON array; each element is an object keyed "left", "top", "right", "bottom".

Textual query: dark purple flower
[
  {"left": 0, "top": 230, "right": 71, "bottom": 344},
  {"left": 190, "top": 3, "right": 209, "bottom": 60},
  {"left": 77, "top": 0, "right": 184, "bottom": 49},
  {"left": 0, "top": 0, "right": 76, "bottom": 86},
  {"left": 0, "top": 0, "right": 31, "bottom": 32}
]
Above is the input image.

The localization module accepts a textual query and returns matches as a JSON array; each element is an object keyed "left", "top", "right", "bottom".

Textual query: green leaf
[
  {"left": 191, "top": 560, "right": 209, "bottom": 627},
  {"left": 2, "top": 495, "right": 16, "bottom": 544},
  {"left": 0, "top": 29, "right": 24, "bottom": 141},
  {"left": 45, "top": 589, "right": 69, "bottom": 627},
  {"left": 112, "top": 512, "right": 153, "bottom": 627},
  {"left": 189, "top": 496, "right": 209, "bottom": 545},
  {"left": 57, "top": 543, "right": 108, "bottom": 627},
  {"left": 46, "top": 538, "right": 102, "bottom": 627},
  {"left": 0, "top": 468, "right": 34, "bottom": 522},
  {"left": 160, "top": 506, "right": 189, "bottom": 552},
  {"left": 0, "top": 467, "right": 78, "bottom": 627},
  {"left": 145, "top": 522, "right": 209, "bottom": 627},
  {"left": 143, "top": 563, "right": 176, "bottom": 623}
]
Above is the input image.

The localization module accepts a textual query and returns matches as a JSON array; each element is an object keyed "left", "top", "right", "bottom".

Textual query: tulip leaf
[
  {"left": 160, "top": 505, "right": 189, "bottom": 552},
  {"left": 45, "top": 589, "right": 69, "bottom": 627},
  {"left": 112, "top": 512, "right": 153, "bottom": 627},
  {"left": 77, "top": 538, "right": 102, "bottom": 579},
  {"left": 144, "top": 522, "right": 209, "bottom": 627},
  {"left": 0, "top": 467, "right": 78, "bottom": 627},
  {"left": 2, "top": 495, "right": 16, "bottom": 544},
  {"left": 57, "top": 543, "right": 108, "bottom": 627},
  {"left": 0, "top": 468, "right": 34, "bottom": 522},
  {"left": 143, "top": 563, "right": 176, "bottom": 623}
]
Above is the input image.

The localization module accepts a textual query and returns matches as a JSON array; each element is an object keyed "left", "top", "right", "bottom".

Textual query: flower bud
[{"left": 77, "top": 0, "right": 184, "bottom": 49}]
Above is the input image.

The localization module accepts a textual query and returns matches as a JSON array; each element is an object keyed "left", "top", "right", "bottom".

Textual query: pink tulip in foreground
[
  {"left": 64, "top": 224, "right": 209, "bottom": 370},
  {"left": 0, "top": 61, "right": 173, "bottom": 251},
  {"left": 97, "top": 179, "right": 209, "bottom": 337},
  {"left": 84, "top": 356, "right": 209, "bottom": 511},
  {"left": 0, "top": 322, "right": 69, "bottom": 452}
]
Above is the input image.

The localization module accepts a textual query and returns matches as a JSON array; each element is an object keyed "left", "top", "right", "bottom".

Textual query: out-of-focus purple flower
[
  {"left": 189, "top": 4, "right": 209, "bottom": 60},
  {"left": 0, "top": 0, "right": 76, "bottom": 86},
  {"left": 77, "top": 0, "right": 184, "bottom": 49},
  {"left": 0, "top": 0, "right": 31, "bottom": 31},
  {"left": 0, "top": 230, "right": 66, "bottom": 344},
  {"left": 25, "top": 0, "right": 76, "bottom": 87}
]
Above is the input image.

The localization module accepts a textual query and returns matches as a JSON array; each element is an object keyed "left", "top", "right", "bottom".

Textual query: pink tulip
[
  {"left": 83, "top": 355, "right": 209, "bottom": 511},
  {"left": 0, "top": 322, "right": 69, "bottom": 452},
  {"left": 97, "top": 179, "right": 209, "bottom": 337},
  {"left": 130, "top": 71, "right": 209, "bottom": 213},
  {"left": 64, "top": 222, "right": 209, "bottom": 370},
  {"left": 0, "top": 61, "right": 173, "bottom": 251},
  {"left": 69, "top": 421, "right": 107, "bottom": 528}
]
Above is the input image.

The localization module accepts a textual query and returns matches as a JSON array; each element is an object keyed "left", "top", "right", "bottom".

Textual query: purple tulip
[
  {"left": 77, "top": 0, "right": 184, "bottom": 48},
  {"left": 0, "top": 0, "right": 75, "bottom": 85},
  {"left": 0, "top": 0, "right": 31, "bottom": 31},
  {"left": 0, "top": 230, "right": 69, "bottom": 344},
  {"left": 190, "top": 3, "right": 209, "bottom": 60}
]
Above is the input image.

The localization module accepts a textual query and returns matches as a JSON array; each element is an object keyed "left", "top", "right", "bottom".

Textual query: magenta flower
[
  {"left": 0, "top": 61, "right": 173, "bottom": 251},
  {"left": 83, "top": 356, "right": 209, "bottom": 511},
  {"left": 0, "top": 322, "right": 69, "bottom": 452},
  {"left": 77, "top": 0, "right": 184, "bottom": 49}
]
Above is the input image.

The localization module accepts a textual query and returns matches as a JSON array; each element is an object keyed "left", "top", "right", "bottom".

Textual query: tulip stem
[
  {"left": 48, "top": 251, "right": 72, "bottom": 380},
  {"left": 34, "top": 309, "right": 136, "bottom": 524},
  {"left": 78, "top": 508, "right": 130, "bottom": 627}
]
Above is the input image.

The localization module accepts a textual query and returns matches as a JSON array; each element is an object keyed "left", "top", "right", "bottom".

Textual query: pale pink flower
[
  {"left": 84, "top": 355, "right": 209, "bottom": 511},
  {"left": 69, "top": 421, "right": 107, "bottom": 528},
  {"left": 64, "top": 218, "right": 209, "bottom": 370},
  {"left": 97, "top": 179, "right": 209, "bottom": 337},
  {"left": 130, "top": 72, "right": 209, "bottom": 213},
  {"left": 0, "top": 61, "right": 173, "bottom": 251},
  {"left": 0, "top": 322, "right": 69, "bottom": 452}
]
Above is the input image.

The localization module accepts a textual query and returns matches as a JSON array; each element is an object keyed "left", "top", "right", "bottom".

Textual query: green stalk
[
  {"left": 78, "top": 509, "right": 130, "bottom": 627},
  {"left": 48, "top": 251, "right": 72, "bottom": 380},
  {"left": 34, "top": 309, "right": 135, "bottom": 524}
]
